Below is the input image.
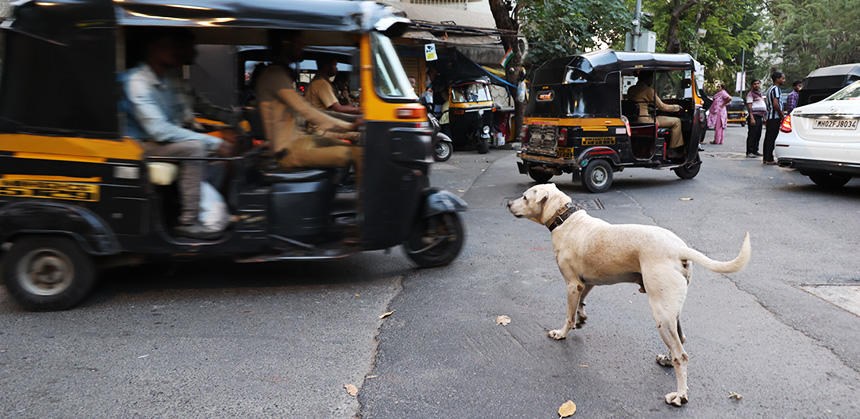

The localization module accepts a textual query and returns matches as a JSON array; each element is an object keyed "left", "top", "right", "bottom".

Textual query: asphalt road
[{"left": 1, "top": 126, "right": 858, "bottom": 418}]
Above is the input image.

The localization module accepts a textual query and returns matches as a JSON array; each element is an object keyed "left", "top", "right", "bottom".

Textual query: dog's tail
[{"left": 679, "top": 232, "right": 751, "bottom": 274}]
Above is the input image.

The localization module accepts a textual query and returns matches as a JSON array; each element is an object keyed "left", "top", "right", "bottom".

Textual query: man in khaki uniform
[
  {"left": 307, "top": 56, "right": 360, "bottom": 115},
  {"left": 626, "top": 71, "right": 684, "bottom": 151}
]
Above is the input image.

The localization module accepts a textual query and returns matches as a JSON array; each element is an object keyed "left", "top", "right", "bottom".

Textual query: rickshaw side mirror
[{"left": 683, "top": 79, "right": 692, "bottom": 88}]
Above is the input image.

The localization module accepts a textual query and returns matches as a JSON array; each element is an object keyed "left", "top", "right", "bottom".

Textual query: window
[
  {"left": 655, "top": 70, "right": 685, "bottom": 100},
  {"left": 451, "top": 83, "right": 491, "bottom": 103},
  {"left": 370, "top": 32, "right": 416, "bottom": 100},
  {"left": 827, "top": 80, "right": 860, "bottom": 100}
]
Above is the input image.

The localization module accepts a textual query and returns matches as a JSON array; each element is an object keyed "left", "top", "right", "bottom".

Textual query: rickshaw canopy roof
[
  {"left": 4, "top": 0, "right": 409, "bottom": 45},
  {"left": 533, "top": 49, "right": 696, "bottom": 85}
]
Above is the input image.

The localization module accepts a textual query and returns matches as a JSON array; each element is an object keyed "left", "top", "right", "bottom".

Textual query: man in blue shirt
[
  {"left": 124, "top": 30, "right": 224, "bottom": 239},
  {"left": 762, "top": 71, "right": 785, "bottom": 165}
]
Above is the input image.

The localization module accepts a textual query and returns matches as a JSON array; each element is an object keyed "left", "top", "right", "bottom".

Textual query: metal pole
[{"left": 634, "top": 0, "right": 642, "bottom": 37}]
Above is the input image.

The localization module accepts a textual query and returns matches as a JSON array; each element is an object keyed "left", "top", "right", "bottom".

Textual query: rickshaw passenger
[
  {"left": 626, "top": 71, "right": 684, "bottom": 151},
  {"left": 123, "top": 30, "right": 224, "bottom": 239},
  {"left": 255, "top": 31, "right": 361, "bottom": 172}
]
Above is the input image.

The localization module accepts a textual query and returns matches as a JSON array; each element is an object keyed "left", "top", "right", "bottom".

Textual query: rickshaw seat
[
  {"left": 148, "top": 162, "right": 179, "bottom": 186},
  {"left": 263, "top": 169, "right": 330, "bottom": 184}
]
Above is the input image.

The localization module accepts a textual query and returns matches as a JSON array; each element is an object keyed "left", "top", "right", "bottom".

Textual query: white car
[{"left": 775, "top": 80, "right": 860, "bottom": 188}]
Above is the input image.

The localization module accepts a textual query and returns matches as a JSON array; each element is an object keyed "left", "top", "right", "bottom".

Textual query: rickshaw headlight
[{"left": 483, "top": 126, "right": 491, "bottom": 134}]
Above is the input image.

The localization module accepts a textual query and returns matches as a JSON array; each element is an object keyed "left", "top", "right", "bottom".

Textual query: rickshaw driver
[
  {"left": 626, "top": 71, "right": 685, "bottom": 156},
  {"left": 255, "top": 31, "right": 362, "bottom": 174},
  {"left": 123, "top": 30, "right": 226, "bottom": 240},
  {"left": 308, "top": 56, "right": 361, "bottom": 115}
]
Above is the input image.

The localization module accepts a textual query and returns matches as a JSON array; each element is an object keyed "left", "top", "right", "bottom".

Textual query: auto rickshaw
[
  {"left": 726, "top": 96, "right": 747, "bottom": 126},
  {"left": 517, "top": 50, "right": 705, "bottom": 193},
  {"left": 448, "top": 78, "right": 495, "bottom": 154},
  {"left": 0, "top": 0, "right": 466, "bottom": 310}
]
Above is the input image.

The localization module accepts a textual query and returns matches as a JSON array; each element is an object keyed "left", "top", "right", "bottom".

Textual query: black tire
[
  {"left": 527, "top": 165, "right": 553, "bottom": 184},
  {"left": 741, "top": 122, "right": 746, "bottom": 127},
  {"left": 476, "top": 139, "right": 489, "bottom": 154},
  {"left": 433, "top": 140, "right": 452, "bottom": 162},
  {"left": 403, "top": 212, "right": 465, "bottom": 268},
  {"left": 808, "top": 172, "right": 851, "bottom": 188},
  {"left": 673, "top": 153, "right": 702, "bottom": 179},
  {"left": 2, "top": 236, "right": 96, "bottom": 311},
  {"left": 581, "top": 159, "right": 613, "bottom": 193}
]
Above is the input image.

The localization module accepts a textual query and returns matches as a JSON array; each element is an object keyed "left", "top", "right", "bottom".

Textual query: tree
[
  {"left": 665, "top": 0, "right": 698, "bottom": 53},
  {"left": 767, "top": 0, "right": 860, "bottom": 81}
]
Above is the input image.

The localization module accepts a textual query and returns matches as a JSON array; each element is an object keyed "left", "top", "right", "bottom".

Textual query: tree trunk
[
  {"left": 488, "top": 0, "right": 524, "bottom": 139},
  {"left": 666, "top": 0, "right": 698, "bottom": 53}
]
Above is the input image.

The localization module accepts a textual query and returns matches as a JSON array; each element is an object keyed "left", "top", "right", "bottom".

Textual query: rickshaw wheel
[
  {"left": 527, "top": 166, "right": 553, "bottom": 184},
  {"left": 582, "top": 159, "right": 613, "bottom": 193},
  {"left": 476, "top": 139, "right": 490, "bottom": 154},
  {"left": 403, "top": 213, "right": 465, "bottom": 268},
  {"left": 2, "top": 236, "right": 96, "bottom": 311},
  {"left": 434, "top": 141, "right": 452, "bottom": 162},
  {"left": 673, "top": 154, "right": 702, "bottom": 179}
]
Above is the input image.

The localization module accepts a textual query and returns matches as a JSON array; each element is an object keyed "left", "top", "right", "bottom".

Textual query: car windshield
[
  {"left": 370, "top": 32, "right": 417, "bottom": 99},
  {"left": 826, "top": 80, "right": 860, "bottom": 100},
  {"left": 451, "top": 83, "right": 492, "bottom": 103}
]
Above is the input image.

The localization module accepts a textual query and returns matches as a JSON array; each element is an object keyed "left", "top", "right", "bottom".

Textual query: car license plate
[
  {"left": 557, "top": 147, "right": 574, "bottom": 159},
  {"left": 814, "top": 119, "right": 858, "bottom": 130}
]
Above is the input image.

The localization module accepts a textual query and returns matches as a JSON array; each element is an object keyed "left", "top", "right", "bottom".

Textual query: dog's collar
[{"left": 545, "top": 202, "right": 578, "bottom": 232}]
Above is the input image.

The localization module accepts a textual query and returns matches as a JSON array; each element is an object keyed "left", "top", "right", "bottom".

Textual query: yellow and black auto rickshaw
[
  {"left": 448, "top": 78, "right": 495, "bottom": 154},
  {"left": 517, "top": 50, "right": 706, "bottom": 192},
  {"left": 726, "top": 96, "right": 747, "bottom": 126},
  {"left": 0, "top": 0, "right": 466, "bottom": 310}
]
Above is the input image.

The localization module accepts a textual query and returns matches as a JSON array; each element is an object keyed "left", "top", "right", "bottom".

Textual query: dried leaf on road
[
  {"left": 680, "top": 197, "right": 693, "bottom": 201},
  {"left": 344, "top": 384, "right": 358, "bottom": 397},
  {"left": 365, "top": 375, "right": 378, "bottom": 379},
  {"left": 379, "top": 311, "right": 394, "bottom": 319},
  {"left": 495, "top": 315, "right": 511, "bottom": 326},
  {"left": 558, "top": 400, "right": 577, "bottom": 417},
  {"left": 577, "top": 364, "right": 589, "bottom": 368},
  {"left": 729, "top": 392, "right": 743, "bottom": 400}
]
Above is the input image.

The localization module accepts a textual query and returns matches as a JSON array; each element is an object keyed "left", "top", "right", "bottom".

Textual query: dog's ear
[{"left": 534, "top": 188, "right": 549, "bottom": 205}]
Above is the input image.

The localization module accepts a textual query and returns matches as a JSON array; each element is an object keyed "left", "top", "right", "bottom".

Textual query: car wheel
[
  {"left": 527, "top": 165, "right": 553, "bottom": 184},
  {"left": 2, "top": 236, "right": 96, "bottom": 311},
  {"left": 403, "top": 212, "right": 465, "bottom": 268},
  {"left": 673, "top": 153, "right": 702, "bottom": 179},
  {"left": 808, "top": 172, "right": 851, "bottom": 188},
  {"left": 581, "top": 159, "right": 613, "bottom": 193}
]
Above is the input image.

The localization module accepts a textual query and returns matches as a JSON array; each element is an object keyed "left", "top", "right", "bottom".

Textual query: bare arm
[
  {"left": 275, "top": 88, "right": 353, "bottom": 133},
  {"left": 329, "top": 102, "right": 362, "bottom": 115},
  {"left": 771, "top": 96, "right": 784, "bottom": 119},
  {"left": 655, "top": 95, "right": 681, "bottom": 113}
]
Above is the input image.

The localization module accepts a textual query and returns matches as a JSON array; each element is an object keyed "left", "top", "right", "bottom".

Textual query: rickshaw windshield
[
  {"left": 451, "top": 83, "right": 492, "bottom": 103},
  {"left": 526, "top": 73, "right": 620, "bottom": 117},
  {"left": 370, "top": 32, "right": 417, "bottom": 100}
]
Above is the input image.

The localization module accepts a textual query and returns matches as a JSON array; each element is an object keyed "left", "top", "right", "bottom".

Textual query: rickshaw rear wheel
[
  {"left": 581, "top": 159, "right": 613, "bottom": 193},
  {"left": 403, "top": 212, "right": 465, "bottom": 268},
  {"left": 527, "top": 166, "right": 553, "bottom": 184},
  {"left": 673, "top": 154, "right": 702, "bottom": 179},
  {"left": 2, "top": 236, "right": 96, "bottom": 311}
]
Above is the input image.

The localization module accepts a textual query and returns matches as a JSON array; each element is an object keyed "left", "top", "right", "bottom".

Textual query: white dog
[{"left": 507, "top": 183, "right": 751, "bottom": 406}]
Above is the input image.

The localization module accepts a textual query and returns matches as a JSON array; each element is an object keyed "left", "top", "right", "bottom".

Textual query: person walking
[
  {"left": 762, "top": 71, "right": 786, "bottom": 165},
  {"left": 784, "top": 80, "right": 802, "bottom": 114},
  {"left": 745, "top": 79, "right": 766, "bottom": 157},
  {"left": 706, "top": 84, "right": 730, "bottom": 144}
]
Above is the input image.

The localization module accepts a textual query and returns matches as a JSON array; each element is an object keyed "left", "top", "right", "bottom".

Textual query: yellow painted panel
[
  {"left": 2, "top": 175, "right": 102, "bottom": 182},
  {"left": 0, "top": 134, "right": 142, "bottom": 161}
]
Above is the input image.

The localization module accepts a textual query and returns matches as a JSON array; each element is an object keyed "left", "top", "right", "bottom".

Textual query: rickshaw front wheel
[
  {"left": 673, "top": 154, "right": 702, "bottom": 179},
  {"left": 403, "top": 213, "right": 465, "bottom": 268},
  {"left": 581, "top": 159, "right": 614, "bottom": 193},
  {"left": 2, "top": 236, "right": 96, "bottom": 311}
]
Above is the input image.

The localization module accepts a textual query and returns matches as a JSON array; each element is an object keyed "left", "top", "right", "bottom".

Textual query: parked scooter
[{"left": 428, "top": 112, "right": 453, "bottom": 162}]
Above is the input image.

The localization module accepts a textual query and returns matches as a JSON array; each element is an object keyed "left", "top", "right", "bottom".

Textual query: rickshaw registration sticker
[
  {"left": 581, "top": 137, "right": 616, "bottom": 146},
  {"left": 0, "top": 179, "right": 100, "bottom": 202}
]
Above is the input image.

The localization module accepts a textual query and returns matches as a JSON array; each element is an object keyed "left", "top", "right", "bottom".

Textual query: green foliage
[
  {"left": 518, "top": 0, "right": 631, "bottom": 69},
  {"left": 636, "top": 0, "right": 764, "bottom": 94},
  {"left": 768, "top": 0, "right": 860, "bottom": 81}
]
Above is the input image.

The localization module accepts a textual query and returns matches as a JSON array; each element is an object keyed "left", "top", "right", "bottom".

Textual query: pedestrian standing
[
  {"left": 784, "top": 80, "right": 802, "bottom": 114},
  {"left": 745, "top": 79, "right": 766, "bottom": 157},
  {"left": 762, "top": 71, "right": 785, "bottom": 165},
  {"left": 707, "top": 84, "right": 730, "bottom": 144}
]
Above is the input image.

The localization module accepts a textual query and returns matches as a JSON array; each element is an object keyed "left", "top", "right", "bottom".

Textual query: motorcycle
[{"left": 428, "top": 112, "right": 453, "bottom": 162}]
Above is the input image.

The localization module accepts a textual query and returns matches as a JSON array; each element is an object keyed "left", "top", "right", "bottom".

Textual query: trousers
[
  {"left": 746, "top": 114, "right": 764, "bottom": 154},
  {"left": 142, "top": 140, "right": 206, "bottom": 225}
]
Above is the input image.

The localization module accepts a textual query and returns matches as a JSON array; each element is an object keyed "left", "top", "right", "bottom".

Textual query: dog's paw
[
  {"left": 664, "top": 391, "right": 688, "bottom": 407},
  {"left": 575, "top": 312, "right": 587, "bottom": 328},
  {"left": 655, "top": 354, "right": 673, "bottom": 367},
  {"left": 547, "top": 329, "right": 568, "bottom": 340}
]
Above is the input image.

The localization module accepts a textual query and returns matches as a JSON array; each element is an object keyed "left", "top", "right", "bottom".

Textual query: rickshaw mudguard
[
  {"left": 575, "top": 146, "right": 621, "bottom": 168},
  {"left": 0, "top": 201, "right": 120, "bottom": 256},
  {"left": 422, "top": 189, "right": 468, "bottom": 218}
]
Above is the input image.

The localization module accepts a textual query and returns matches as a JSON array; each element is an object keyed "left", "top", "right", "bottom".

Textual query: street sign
[
  {"left": 736, "top": 71, "right": 746, "bottom": 92},
  {"left": 424, "top": 44, "right": 437, "bottom": 61}
]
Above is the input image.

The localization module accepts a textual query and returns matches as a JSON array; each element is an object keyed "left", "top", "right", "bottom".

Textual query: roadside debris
[
  {"left": 344, "top": 384, "right": 358, "bottom": 397},
  {"left": 379, "top": 311, "right": 394, "bottom": 319},
  {"left": 495, "top": 315, "right": 511, "bottom": 326},
  {"left": 680, "top": 197, "right": 693, "bottom": 201},
  {"left": 729, "top": 392, "right": 743, "bottom": 400},
  {"left": 558, "top": 400, "right": 577, "bottom": 417}
]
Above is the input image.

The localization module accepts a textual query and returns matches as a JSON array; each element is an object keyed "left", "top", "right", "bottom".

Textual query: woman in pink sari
[{"left": 707, "top": 84, "right": 731, "bottom": 144}]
